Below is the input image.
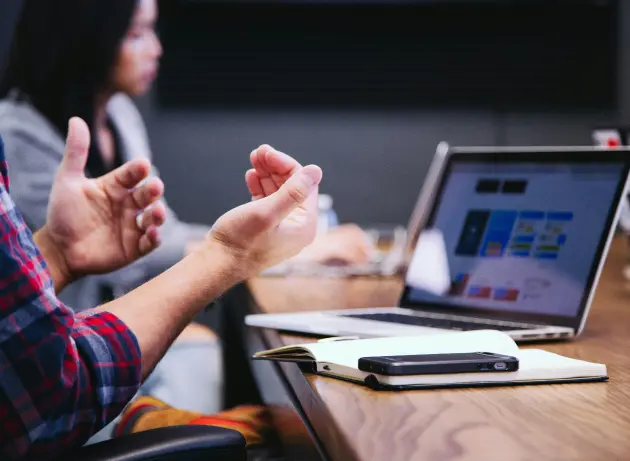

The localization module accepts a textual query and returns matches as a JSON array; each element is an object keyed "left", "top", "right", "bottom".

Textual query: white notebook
[{"left": 253, "top": 330, "right": 608, "bottom": 390}]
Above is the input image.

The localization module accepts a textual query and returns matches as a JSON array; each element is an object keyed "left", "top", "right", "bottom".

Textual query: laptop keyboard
[{"left": 341, "top": 313, "right": 531, "bottom": 331}]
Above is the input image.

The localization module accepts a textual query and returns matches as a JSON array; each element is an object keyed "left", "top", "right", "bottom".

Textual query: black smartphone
[{"left": 357, "top": 352, "right": 519, "bottom": 376}]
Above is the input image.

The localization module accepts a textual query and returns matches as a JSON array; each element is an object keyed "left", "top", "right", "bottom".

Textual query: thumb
[
  {"left": 264, "top": 164, "right": 322, "bottom": 222},
  {"left": 59, "top": 117, "right": 90, "bottom": 176}
]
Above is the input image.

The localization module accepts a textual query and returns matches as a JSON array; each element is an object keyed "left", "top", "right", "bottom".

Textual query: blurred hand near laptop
[{"left": 292, "top": 224, "right": 375, "bottom": 265}]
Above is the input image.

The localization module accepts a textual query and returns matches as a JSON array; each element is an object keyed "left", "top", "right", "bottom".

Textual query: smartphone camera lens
[{"left": 494, "top": 362, "right": 507, "bottom": 371}]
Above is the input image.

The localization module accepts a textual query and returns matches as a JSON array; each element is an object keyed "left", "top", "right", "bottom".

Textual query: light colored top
[{"left": 0, "top": 92, "right": 209, "bottom": 310}]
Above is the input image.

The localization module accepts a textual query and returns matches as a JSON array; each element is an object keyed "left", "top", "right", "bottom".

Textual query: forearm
[
  {"left": 33, "top": 226, "right": 73, "bottom": 293},
  {"left": 97, "top": 240, "right": 241, "bottom": 378}
]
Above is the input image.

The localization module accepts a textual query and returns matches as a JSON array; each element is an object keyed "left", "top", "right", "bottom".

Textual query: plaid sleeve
[{"left": 0, "top": 137, "right": 142, "bottom": 460}]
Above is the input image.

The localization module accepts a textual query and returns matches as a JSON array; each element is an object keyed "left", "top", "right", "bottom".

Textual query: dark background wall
[
  {"left": 140, "top": 101, "right": 617, "bottom": 227},
  {"left": 4, "top": 0, "right": 627, "bottom": 228},
  {"left": 0, "top": 0, "right": 21, "bottom": 73},
  {"left": 140, "top": 0, "right": 625, "bottom": 228}
]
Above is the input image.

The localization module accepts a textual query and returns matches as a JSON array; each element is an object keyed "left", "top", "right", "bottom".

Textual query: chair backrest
[{"left": 63, "top": 425, "right": 247, "bottom": 461}]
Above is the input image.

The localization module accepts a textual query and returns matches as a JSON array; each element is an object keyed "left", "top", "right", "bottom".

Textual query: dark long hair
[{"left": 0, "top": 0, "right": 137, "bottom": 173}]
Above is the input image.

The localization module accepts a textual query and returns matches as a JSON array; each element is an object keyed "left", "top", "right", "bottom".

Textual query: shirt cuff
[{"left": 73, "top": 310, "right": 142, "bottom": 428}]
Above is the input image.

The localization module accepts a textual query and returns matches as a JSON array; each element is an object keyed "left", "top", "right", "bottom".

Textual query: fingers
[
  {"left": 333, "top": 224, "right": 376, "bottom": 251},
  {"left": 339, "top": 243, "right": 372, "bottom": 265},
  {"left": 318, "top": 250, "right": 369, "bottom": 266},
  {"left": 263, "top": 164, "right": 322, "bottom": 223},
  {"left": 321, "top": 240, "right": 372, "bottom": 265},
  {"left": 245, "top": 169, "right": 265, "bottom": 200},
  {"left": 253, "top": 154, "right": 278, "bottom": 198},
  {"left": 252, "top": 145, "right": 301, "bottom": 175},
  {"left": 59, "top": 117, "right": 91, "bottom": 177},
  {"left": 300, "top": 225, "right": 374, "bottom": 265},
  {"left": 130, "top": 177, "right": 164, "bottom": 209},
  {"left": 136, "top": 197, "right": 166, "bottom": 257},
  {"left": 138, "top": 226, "right": 161, "bottom": 256},
  {"left": 100, "top": 159, "right": 152, "bottom": 196},
  {"left": 137, "top": 201, "right": 167, "bottom": 231},
  {"left": 250, "top": 145, "right": 301, "bottom": 196}
]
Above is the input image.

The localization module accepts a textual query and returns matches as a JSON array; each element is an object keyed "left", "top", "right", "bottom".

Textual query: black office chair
[{"left": 62, "top": 425, "right": 247, "bottom": 461}]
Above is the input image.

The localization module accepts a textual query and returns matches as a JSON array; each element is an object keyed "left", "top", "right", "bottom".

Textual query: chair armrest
[{"left": 63, "top": 426, "right": 246, "bottom": 461}]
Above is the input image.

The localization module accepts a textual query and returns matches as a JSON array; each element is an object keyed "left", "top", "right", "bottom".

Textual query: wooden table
[{"left": 243, "top": 236, "right": 630, "bottom": 461}]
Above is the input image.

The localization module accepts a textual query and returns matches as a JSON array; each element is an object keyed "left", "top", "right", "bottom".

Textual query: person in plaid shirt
[{"left": 0, "top": 117, "right": 322, "bottom": 459}]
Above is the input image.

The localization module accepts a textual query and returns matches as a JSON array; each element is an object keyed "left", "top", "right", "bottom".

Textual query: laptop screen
[{"left": 404, "top": 158, "right": 627, "bottom": 322}]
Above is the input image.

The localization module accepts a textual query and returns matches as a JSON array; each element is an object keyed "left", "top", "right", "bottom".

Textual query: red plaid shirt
[{"left": 0, "top": 136, "right": 142, "bottom": 459}]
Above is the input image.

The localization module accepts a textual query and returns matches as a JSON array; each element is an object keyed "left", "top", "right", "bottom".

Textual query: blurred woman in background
[
  {"left": 0, "top": 0, "right": 372, "bottom": 440},
  {"left": 0, "top": 0, "right": 223, "bottom": 436}
]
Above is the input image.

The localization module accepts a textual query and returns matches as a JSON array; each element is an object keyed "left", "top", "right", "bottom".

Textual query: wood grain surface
[{"left": 248, "top": 236, "right": 630, "bottom": 461}]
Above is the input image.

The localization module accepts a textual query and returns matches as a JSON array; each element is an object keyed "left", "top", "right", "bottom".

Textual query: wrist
[
  {"left": 194, "top": 238, "right": 250, "bottom": 286},
  {"left": 34, "top": 226, "right": 74, "bottom": 292}
]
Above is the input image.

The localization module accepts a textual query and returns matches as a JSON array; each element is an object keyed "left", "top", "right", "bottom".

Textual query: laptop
[{"left": 246, "top": 145, "right": 630, "bottom": 341}]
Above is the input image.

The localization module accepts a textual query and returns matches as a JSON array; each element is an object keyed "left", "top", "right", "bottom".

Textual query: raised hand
[
  {"left": 208, "top": 145, "right": 322, "bottom": 277},
  {"left": 39, "top": 117, "right": 167, "bottom": 285}
]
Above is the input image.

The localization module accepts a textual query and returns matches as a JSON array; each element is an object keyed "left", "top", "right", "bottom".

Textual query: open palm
[{"left": 45, "top": 117, "right": 166, "bottom": 278}]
